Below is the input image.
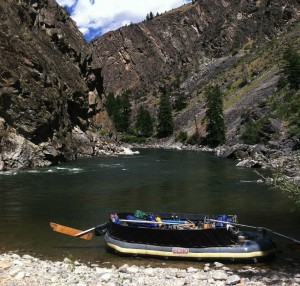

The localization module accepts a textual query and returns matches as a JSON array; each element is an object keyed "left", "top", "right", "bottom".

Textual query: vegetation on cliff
[
  {"left": 157, "top": 91, "right": 174, "bottom": 138},
  {"left": 204, "top": 85, "right": 226, "bottom": 147}
]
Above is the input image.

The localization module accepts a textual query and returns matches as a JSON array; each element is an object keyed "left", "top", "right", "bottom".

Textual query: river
[{"left": 0, "top": 148, "right": 299, "bottom": 266}]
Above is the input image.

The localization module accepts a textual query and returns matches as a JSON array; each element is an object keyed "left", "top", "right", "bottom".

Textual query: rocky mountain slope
[
  {"left": 0, "top": 0, "right": 117, "bottom": 170},
  {"left": 92, "top": 0, "right": 300, "bottom": 147},
  {"left": 92, "top": 0, "right": 299, "bottom": 95}
]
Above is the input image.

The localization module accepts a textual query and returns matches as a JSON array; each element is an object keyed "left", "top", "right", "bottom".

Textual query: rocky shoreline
[
  {"left": 0, "top": 252, "right": 299, "bottom": 286},
  {"left": 128, "top": 140, "right": 300, "bottom": 183}
]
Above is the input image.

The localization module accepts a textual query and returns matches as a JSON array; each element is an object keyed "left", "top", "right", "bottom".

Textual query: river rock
[
  {"left": 126, "top": 265, "right": 139, "bottom": 274},
  {"left": 0, "top": 261, "right": 11, "bottom": 270},
  {"left": 176, "top": 269, "right": 187, "bottom": 278},
  {"left": 187, "top": 266, "right": 198, "bottom": 273},
  {"left": 144, "top": 268, "right": 155, "bottom": 276},
  {"left": 101, "top": 272, "right": 112, "bottom": 282},
  {"left": 226, "top": 274, "right": 241, "bottom": 285},
  {"left": 204, "top": 265, "right": 210, "bottom": 272},
  {"left": 212, "top": 270, "right": 228, "bottom": 280},
  {"left": 214, "top": 262, "right": 224, "bottom": 268},
  {"left": 193, "top": 272, "right": 208, "bottom": 280},
  {"left": 236, "top": 159, "right": 262, "bottom": 168}
]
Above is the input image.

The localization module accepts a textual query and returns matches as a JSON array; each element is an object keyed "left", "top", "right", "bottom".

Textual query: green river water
[{"left": 0, "top": 148, "right": 299, "bottom": 267}]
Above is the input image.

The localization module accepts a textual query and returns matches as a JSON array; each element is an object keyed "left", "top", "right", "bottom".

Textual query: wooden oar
[
  {"left": 50, "top": 222, "right": 93, "bottom": 240},
  {"left": 209, "top": 219, "right": 300, "bottom": 246}
]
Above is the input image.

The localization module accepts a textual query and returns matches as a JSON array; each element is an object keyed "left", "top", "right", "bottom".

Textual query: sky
[{"left": 56, "top": 0, "right": 192, "bottom": 41}]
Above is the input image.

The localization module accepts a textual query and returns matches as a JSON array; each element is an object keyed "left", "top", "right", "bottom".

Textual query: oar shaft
[
  {"left": 209, "top": 219, "right": 300, "bottom": 244},
  {"left": 119, "top": 219, "right": 189, "bottom": 225},
  {"left": 209, "top": 219, "right": 258, "bottom": 230},
  {"left": 75, "top": 227, "right": 96, "bottom": 237},
  {"left": 268, "top": 230, "right": 300, "bottom": 243}
]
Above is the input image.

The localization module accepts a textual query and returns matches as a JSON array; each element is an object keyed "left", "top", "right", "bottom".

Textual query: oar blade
[{"left": 50, "top": 222, "right": 93, "bottom": 240}]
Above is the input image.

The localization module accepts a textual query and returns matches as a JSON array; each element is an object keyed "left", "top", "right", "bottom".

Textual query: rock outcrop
[{"left": 0, "top": 0, "right": 116, "bottom": 170}]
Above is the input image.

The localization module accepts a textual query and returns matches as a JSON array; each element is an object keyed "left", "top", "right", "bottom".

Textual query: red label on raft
[{"left": 172, "top": 247, "right": 189, "bottom": 254}]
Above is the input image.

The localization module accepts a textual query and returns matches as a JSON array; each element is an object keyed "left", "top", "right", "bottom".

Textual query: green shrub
[
  {"left": 276, "top": 76, "right": 288, "bottom": 89},
  {"left": 121, "top": 134, "right": 147, "bottom": 144},
  {"left": 241, "top": 120, "right": 261, "bottom": 144},
  {"left": 175, "top": 131, "right": 188, "bottom": 143},
  {"left": 186, "top": 133, "right": 200, "bottom": 145}
]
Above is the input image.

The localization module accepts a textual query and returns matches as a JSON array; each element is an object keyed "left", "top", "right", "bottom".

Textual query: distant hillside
[
  {"left": 92, "top": 0, "right": 299, "bottom": 94},
  {"left": 91, "top": 0, "right": 300, "bottom": 147}
]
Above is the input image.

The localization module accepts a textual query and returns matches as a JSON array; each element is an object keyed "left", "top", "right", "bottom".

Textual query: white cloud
[{"left": 56, "top": 0, "right": 191, "bottom": 41}]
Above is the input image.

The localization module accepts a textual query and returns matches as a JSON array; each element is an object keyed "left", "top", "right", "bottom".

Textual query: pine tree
[
  {"left": 174, "top": 92, "right": 187, "bottom": 111},
  {"left": 112, "top": 96, "right": 122, "bottom": 131},
  {"left": 204, "top": 85, "right": 226, "bottom": 146},
  {"left": 105, "top": 92, "right": 131, "bottom": 133},
  {"left": 118, "top": 92, "right": 131, "bottom": 133},
  {"left": 157, "top": 91, "right": 174, "bottom": 138},
  {"left": 105, "top": 92, "right": 116, "bottom": 117},
  {"left": 283, "top": 48, "right": 300, "bottom": 90},
  {"left": 135, "top": 106, "right": 153, "bottom": 137}
]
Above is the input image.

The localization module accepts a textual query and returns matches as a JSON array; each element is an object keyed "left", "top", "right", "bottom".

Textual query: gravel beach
[{"left": 0, "top": 253, "right": 299, "bottom": 286}]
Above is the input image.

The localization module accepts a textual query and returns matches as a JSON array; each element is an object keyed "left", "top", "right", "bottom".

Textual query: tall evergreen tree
[
  {"left": 105, "top": 92, "right": 116, "bottom": 117},
  {"left": 118, "top": 91, "right": 131, "bottom": 133},
  {"left": 283, "top": 48, "right": 300, "bottom": 90},
  {"left": 174, "top": 92, "right": 187, "bottom": 111},
  {"left": 157, "top": 91, "right": 174, "bottom": 138},
  {"left": 135, "top": 106, "right": 153, "bottom": 137},
  {"left": 204, "top": 85, "right": 226, "bottom": 146},
  {"left": 105, "top": 92, "right": 132, "bottom": 133},
  {"left": 112, "top": 96, "right": 122, "bottom": 131}
]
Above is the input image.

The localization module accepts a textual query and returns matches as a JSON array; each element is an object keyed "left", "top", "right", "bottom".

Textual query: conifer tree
[
  {"left": 112, "top": 96, "right": 122, "bottom": 131},
  {"left": 204, "top": 85, "right": 226, "bottom": 146},
  {"left": 174, "top": 92, "right": 187, "bottom": 111},
  {"left": 118, "top": 91, "right": 131, "bottom": 133},
  {"left": 157, "top": 91, "right": 174, "bottom": 138},
  {"left": 105, "top": 92, "right": 132, "bottom": 133},
  {"left": 105, "top": 92, "right": 116, "bottom": 117},
  {"left": 283, "top": 48, "right": 300, "bottom": 90},
  {"left": 135, "top": 106, "right": 153, "bottom": 137}
]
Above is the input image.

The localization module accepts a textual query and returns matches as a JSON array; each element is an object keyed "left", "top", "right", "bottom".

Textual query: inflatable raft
[{"left": 94, "top": 211, "right": 277, "bottom": 261}]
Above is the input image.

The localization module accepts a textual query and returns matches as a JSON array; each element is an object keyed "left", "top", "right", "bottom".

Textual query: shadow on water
[{"left": 0, "top": 148, "right": 299, "bottom": 267}]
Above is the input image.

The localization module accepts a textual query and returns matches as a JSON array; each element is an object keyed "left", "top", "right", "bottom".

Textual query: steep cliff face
[
  {"left": 92, "top": 0, "right": 300, "bottom": 95},
  {"left": 0, "top": 0, "right": 116, "bottom": 170}
]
